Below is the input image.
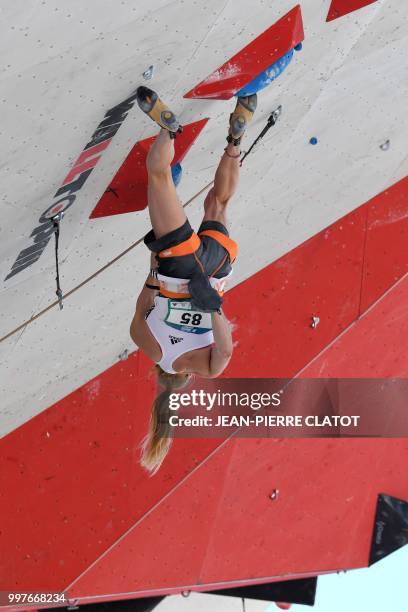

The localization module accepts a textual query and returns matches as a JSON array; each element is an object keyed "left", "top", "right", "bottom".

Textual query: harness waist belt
[
  {"left": 158, "top": 233, "right": 201, "bottom": 258},
  {"left": 158, "top": 272, "right": 231, "bottom": 300}
]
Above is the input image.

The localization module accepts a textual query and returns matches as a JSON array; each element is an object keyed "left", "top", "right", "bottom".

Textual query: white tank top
[{"left": 146, "top": 296, "right": 214, "bottom": 374}]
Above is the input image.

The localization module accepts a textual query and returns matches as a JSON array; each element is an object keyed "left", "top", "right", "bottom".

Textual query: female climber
[{"left": 130, "top": 86, "right": 257, "bottom": 473}]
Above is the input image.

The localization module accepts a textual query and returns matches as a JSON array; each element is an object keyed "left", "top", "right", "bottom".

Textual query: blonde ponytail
[{"left": 140, "top": 365, "right": 192, "bottom": 475}]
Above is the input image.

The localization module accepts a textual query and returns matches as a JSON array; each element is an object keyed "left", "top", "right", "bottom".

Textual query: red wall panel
[
  {"left": 66, "top": 437, "right": 408, "bottom": 598},
  {"left": 359, "top": 176, "right": 408, "bottom": 313},
  {"left": 0, "top": 351, "right": 222, "bottom": 592},
  {"left": 65, "top": 442, "right": 236, "bottom": 597},
  {"left": 224, "top": 208, "right": 366, "bottom": 377},
  {"left": 304, "top": 273, "right": 408, "bottom": 378}
]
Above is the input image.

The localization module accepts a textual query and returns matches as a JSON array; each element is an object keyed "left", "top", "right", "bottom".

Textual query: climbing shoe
[
  {"left": 227, "top": 93, "right": 257, "bottom": 145},
  {"left": 136, "top": 86, "right": 182, "bottom": 138}
]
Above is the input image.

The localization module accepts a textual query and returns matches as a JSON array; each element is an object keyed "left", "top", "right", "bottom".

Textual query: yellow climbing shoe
[{"left": 136, "top": 86, "right": 182, "bottom": 137}]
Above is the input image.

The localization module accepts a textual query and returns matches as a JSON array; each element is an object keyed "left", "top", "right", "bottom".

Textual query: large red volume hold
[
  {"left": 90, "top": 119, "right": 208, "bottom": 218},
  {"left": 184, "top": 5, "right": 304, "bottom": 100},
  {"left": 326, "top": 0, "right": 378, "bottom": 22}
]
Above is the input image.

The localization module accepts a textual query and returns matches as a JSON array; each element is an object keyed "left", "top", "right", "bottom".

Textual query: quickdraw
[{"left": 240, "top": 104, "right": 283, "bottom": 166}]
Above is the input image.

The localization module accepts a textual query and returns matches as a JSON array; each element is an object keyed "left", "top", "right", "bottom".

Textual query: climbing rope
[{"left": 0, "top": 107, "right": 282, "bottom": 345}]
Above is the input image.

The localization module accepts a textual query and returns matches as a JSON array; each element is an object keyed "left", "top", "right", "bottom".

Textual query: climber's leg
[
  {"left": 145, "top": 129, "right": 186, "bottom": 240},
  {"left": 202, "top": 142, "right": 241, "bottom": 227},
  {"left": 202, "top": 93, "right": 258, "bottom": 226}
]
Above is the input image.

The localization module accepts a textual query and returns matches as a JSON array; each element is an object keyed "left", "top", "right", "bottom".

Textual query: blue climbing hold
[
  {"left": 294, "top": 42, "right": 303, "bottom": 51},
  {"left": 309, "top": 137, "right": 318, "bottom": 145},
  {"left": 235, "top": 48, "right": 294, "bottom": 97},
  {"left": 171, "top": 162, "right": 182, "bottom": 186}
]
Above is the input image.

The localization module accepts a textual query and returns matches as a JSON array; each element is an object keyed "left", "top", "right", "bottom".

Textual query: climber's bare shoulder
[{"left": 174, "top": 345, "right": 229, "bottom": 378}]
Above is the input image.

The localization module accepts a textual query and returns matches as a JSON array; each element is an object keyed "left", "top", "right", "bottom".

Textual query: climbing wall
[{"left": 1, "top": 0, "right": 408, "bottom": 609}]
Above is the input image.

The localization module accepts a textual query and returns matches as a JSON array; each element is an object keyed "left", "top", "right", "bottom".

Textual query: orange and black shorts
[{"left": 143, "top": 219, "right": 238, "bottom": 279}]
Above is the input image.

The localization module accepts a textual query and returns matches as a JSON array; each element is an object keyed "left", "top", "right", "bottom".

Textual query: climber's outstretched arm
[
  {"left": 130, "top": 251, "right": 159, "bottom": 344},
  {"left": 207, "top": 310, "right": 233, "bottom": 377}
]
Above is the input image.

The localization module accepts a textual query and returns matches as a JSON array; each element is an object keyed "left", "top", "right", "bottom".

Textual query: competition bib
[{"left": 164, "top": 301, "right": 212, "bottom": 335}]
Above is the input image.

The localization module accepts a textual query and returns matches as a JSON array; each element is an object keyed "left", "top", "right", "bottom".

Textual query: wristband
[{"left": 145, "top": 283, "right": 159, "bottom": 290}]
